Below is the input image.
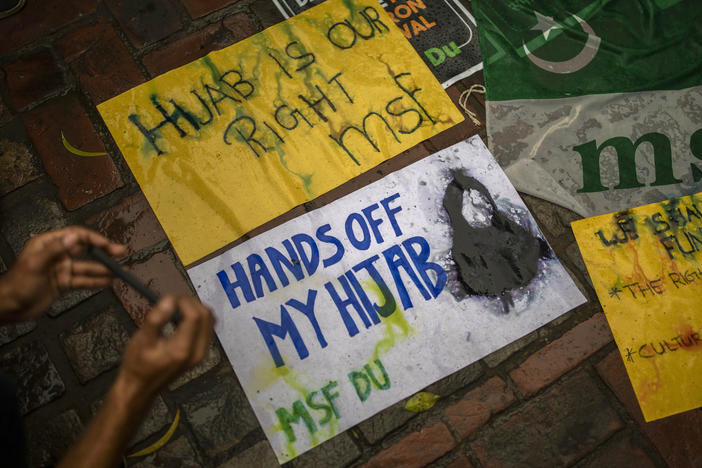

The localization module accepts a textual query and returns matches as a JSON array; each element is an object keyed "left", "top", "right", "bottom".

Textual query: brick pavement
[{"left": 0, "top": 0, "right": 699, "bottom": 467}]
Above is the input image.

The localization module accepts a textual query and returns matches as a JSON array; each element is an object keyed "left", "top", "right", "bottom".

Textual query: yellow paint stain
[
  {"left": 252, "top": 360, "right": 307, "bottom": 395},
  {"left": 404, "top": 391, "right": 439, "bottom": 412},
  {"left": 364, "top": 281, "right": 414, "bottom": 363},
  {"left": 61, "top": 131, "right": 107, "bottom": 157},
  {"left": 128, "top": 409, "right": 180, "bottom": 457}
]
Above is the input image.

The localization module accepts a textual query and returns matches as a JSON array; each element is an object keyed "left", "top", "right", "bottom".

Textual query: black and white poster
[{"left": 272, "top": 0, "right": 483, "bottom": 87}]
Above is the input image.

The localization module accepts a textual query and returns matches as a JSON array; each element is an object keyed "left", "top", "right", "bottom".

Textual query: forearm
[{"left": 59, "top": 373, "right": 155, "bottom": 468}]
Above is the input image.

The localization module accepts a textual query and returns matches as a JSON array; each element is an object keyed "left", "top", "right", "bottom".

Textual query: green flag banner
[{"left": 473, "top": 0, "right": 702, "bottom": 216}]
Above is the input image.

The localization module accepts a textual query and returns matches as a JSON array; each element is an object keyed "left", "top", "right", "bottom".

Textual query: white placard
[{"left": 188, "top": 136, "right": 586, "bottom": 463}]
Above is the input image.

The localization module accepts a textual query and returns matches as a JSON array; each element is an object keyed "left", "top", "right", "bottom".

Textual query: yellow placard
[
  {"left": 97, "top": 0, "right": 463, "bottom": 265},
  {"left": 572, "top": 194, "right": 702, "bottom": 421}
]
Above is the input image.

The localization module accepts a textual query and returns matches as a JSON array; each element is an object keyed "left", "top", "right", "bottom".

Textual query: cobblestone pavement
[{"left": 1, "top": 1, "right": 701, "bottom": 467}]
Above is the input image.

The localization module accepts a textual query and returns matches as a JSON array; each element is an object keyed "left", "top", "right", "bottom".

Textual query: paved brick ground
[{"left": 0, "top": 1, "right": 699, "bottom": 467}]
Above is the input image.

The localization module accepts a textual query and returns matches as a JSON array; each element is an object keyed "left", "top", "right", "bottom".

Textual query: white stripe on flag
[{"left": 487, "top": 85, "right": 702, "bottom": 217}]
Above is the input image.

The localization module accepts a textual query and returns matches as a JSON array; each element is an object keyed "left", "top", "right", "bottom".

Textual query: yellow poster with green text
[
  {"left": 97, "top": 0, "right": 463, "bottom": 266},
  {"left": 572, "top": 195, "right": 702, "bottom": 421}
]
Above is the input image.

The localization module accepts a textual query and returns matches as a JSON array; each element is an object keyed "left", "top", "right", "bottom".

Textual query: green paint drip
[
  {"left": 325, "top": 410, "right": 339, "bottom": 440},
  {"left": 286, "top": 440, "right": 298, "bottom": 459},
  {"left": 258, "top": 31, "right": 316, "bottom": 196},
  {"left": 273, "top": 145, "right": 315, "bottom": 197},
  {"left": 275, "top": 22, "right": 326, "bottom": 97},
  {"left": 200, "top": 56, "right": 222, "bottom": 83},
  {"left": 265, "top": 366, "right": 321, "bottom": 447},
  {"left": 201, "top": 37, "right": 315, "bottom": 196},
  {"left": 272, "top": 366, "right": 308, "bottom": 398},
  {"left": 341, "top": 0, "right": 360, "bottom": 20},
  {"left": 364, "top": 282, "right": 414, "bottom": 362},
  {"left": 198, "top": 56, "right": 246, "bottom": 120}
]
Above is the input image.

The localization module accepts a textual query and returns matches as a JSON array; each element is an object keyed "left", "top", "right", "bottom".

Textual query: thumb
[{"left": 142, "top": 296, "right": 176, "bottom": 337}]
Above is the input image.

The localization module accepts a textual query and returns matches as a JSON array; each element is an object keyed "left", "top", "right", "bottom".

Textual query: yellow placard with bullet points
[
  {"left": 572, "top": 194, "right": 702, "bottom": 421},
  {"left": 97, "top": 0, "right": 463, "bottom": 266}
]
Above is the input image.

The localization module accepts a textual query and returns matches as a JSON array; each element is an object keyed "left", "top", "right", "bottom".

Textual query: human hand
[
  {"left": 57, "top": 298, "right": 213, "bottom": 468},
  {"left": 0, "top": 226, "right": 126, "bottom": 322},
  {"left": 117, "top": 296, "right": 215, "bottom": 397}
]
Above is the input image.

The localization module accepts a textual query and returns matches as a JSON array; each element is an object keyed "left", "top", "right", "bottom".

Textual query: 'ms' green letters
[{"left": 573, "top": 132, "right": 682, "bottom": 193}]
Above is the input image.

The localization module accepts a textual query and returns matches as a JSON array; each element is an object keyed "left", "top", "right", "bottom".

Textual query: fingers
[
  {"left": 55, "top": 260, "right": 114, "bottom": 293},
  {"left": 171, "top": 297, "right": 214, "bottom": 366},
  {"left": 68, "top": 276, "right": 113, "bottom": 290},
  {"left": 118, "top": 296, "right": 213, "bottom": 394},
  {"left": 169, "top": 297, "right": 202, "bottom": 354},
  {"left": 71, "top": 260, "right": 112, "bottom": 277},
  {"left": 59, "top": 226, "right": 127, "bottom": 258},
  {"left": 25, "top": 227, "right": 127, "bottom": 268},
  {"left": 142, "top": 296, "right": 177, "bottom": 338}
]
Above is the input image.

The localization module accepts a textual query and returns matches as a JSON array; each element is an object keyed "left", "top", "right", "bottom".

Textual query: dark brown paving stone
[
  {"left": 217, "top": 440, "right": 278, "bottom": 468},
  {"left": 577, "top": 434, "right": 656, "bottom": 468},
  {"left": 182, "top": 372, "right": 258, "bottom": 454},
  {"left": 291, "top": 433, "right": 360, "bottom": 468},
  {"left": 87, "top": 191, "right": 166, "bottom": 257},
  {"left": 0, "top": 341, "right": 65, "bottom": 414},
  {"left": 21, "top": 94, "right": 123, "bottom": 210},
  {"left": 48, "top": 289, "right": 100, "bottom": 318},
  {"left": 222, "top": 11, "right": 259, "bottom": 40},
  {"left": 470, "top": 370, "right": 622, "bottom": 467},
  {"left": 26, "top": 409, "right": 83, "bottom": 467},
  {"left": 0, "top": 118, "right": 42, "bottom": 195},
  {"left": 596, "top": 350, "right": 702, "bottom": 468},
  {"left": 0, "top": 321, "right": 36, "bottom": 346},
  {"left": 132, "top": 436, "right": 201, "bottom": 467},
  {"left": 0, "top": 0, "right": 97, "bottom": 55},
  {"left": 0, "top": 186, "right": 68, "bottom": 255},
  {"left": 3, "top": 49, "right": 64, "bottom": 110},
  {"left": 60, "top": 309, "right": 130, "bottom": 383},
  {"left": 142, "top": 22, "right": 230, "bottom": 77},
  {"left": 57, "top": 20, "right": 145, "bottom": 102},
  {"left": 181, "top": 0, "right": 238, "bottom": 18},
  {"left": 105, "top": 0, "right": 184, "bottom": 49}
]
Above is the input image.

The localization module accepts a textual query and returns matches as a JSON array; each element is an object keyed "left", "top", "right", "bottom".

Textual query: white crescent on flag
[{"left": 522, "top": 13, "right": 601, "bottom": 74}]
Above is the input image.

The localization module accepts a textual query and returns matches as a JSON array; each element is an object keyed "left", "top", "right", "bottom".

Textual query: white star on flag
[{"left": 531, "top": 11, "right": 561, "bottom": 40}]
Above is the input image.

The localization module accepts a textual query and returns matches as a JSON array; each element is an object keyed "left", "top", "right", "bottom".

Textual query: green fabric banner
[
  {"left": 475, "top": 0, "right": 702, "bottom": 100},
  {"left": 474, "top": 0, "right": 702, "bottom": 217}
]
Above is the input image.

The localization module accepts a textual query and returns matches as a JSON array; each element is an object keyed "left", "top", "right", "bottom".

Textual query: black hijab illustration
[{"left": 442, "top": 171, "right": 550, "bottom": 312}]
